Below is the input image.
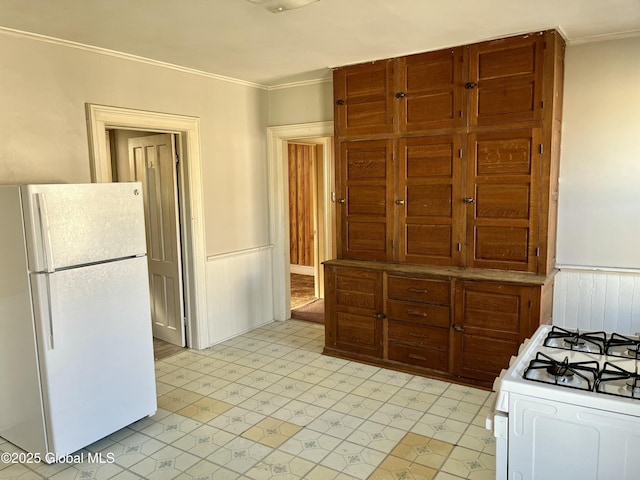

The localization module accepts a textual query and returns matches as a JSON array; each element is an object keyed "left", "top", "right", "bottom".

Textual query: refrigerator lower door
[
  {"left": 30, "top": 256, "right": 156, "bottom": 458},
  {"left": 21, "top": 183, "right": 147, "bottom": 272}
]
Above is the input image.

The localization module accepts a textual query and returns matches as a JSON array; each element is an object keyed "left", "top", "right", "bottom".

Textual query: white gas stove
[{"left": 488, "top": 325, "right": 640, "bottom": 480}]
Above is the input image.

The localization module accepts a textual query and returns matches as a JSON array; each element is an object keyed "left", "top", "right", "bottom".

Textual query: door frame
[
  {"left": 267, "top": 121, "right": 334, "bottom": 321},
  {"left": 86, "top": 104, "right": 207, "bottom": 349}
]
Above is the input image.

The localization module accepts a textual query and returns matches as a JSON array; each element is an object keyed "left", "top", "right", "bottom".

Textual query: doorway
[
  {"left": 266, "top": 121, "right": 334, "bottom": 322},
  {"left": 86, "top": 104, "right": 208, "bottom": 350},
  {"left": 288, "top": 141, "right": 322, "bottom": 321},
  {"left": 108, "top": 130, "right": 186, "bottom": 347}
]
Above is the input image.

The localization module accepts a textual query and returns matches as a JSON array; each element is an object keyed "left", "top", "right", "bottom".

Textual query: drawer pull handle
[
  {"left": 407, "top": 288, "right": 429, "bottom": 294},
  {"left": 375, "top": 313, "right": 387, "bottom": 320},
  {"left": 408, "top": 354, "right": 428, "bottom": 361},
  {"left": 407, "top": 310, "right": 428, "bottom": 317}
]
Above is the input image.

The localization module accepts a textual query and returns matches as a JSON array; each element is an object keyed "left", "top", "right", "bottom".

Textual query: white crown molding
[
  {"left": 268, "top": 77, "right": 332, "bottom": 91},
  {"left": 0, "top": 26, "right": 269, "bottom": 90},
  {"left": 564, "top": 28, "right": 640, "bottom": 46}
]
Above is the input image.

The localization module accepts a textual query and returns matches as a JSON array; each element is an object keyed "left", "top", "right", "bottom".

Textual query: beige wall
[
  {"left": 268, "top": 80, "right": 333, "bottom": 125},
  {"left": 0, "top": 31, "right": 270, "bottom": 257},
  {"left": 557, "top": 36, "right": 640, "bottom": 269}
]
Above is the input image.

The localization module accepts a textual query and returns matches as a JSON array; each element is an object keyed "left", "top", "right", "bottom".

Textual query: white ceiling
[{"left": 1, "top": 0, "right": 639, "bottom": 86}]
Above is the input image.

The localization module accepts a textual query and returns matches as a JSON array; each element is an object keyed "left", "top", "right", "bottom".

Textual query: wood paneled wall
[
  {"left": 288, "top": 143, "right": 315, "bottom": 267},
  {"left": 553, "top": 268, "right": 640, "bottom": 334}
]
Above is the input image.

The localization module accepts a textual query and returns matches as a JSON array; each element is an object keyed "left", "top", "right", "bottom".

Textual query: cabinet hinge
[
  {"left": 391, "top": 240, "right": 396, "bottom": 249},
  {"left": 458, "top": 149, "right": 463, "bottom": 159},
  {"left": 535, "top": 247, "right": 540, "bottom": 256},
  {"left": 541, "top": 101, "right": 545, "bottom": 109},
  {"left": 457, "top": 243, "right": 462, "bottom": 252},
  {"left": 539, "top": 144, "right": 544, "bottom": 155},
  {"left": 175, "top": 153, "right": 180, "bottom": 164},
  {"left": 391, "top": 151, "right": 395, "bottom": 163}
]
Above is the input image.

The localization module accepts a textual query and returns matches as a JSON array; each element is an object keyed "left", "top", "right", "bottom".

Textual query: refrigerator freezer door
[
  {"left": 31, "top": 256, "right": 156, "bottom": 458},
  {"left": 21, "top": 183, "right": 147, "bottom": 272}
]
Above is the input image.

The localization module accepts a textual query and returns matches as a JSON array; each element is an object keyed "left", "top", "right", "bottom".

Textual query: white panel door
[
  {"left": 20, "top": 183, "right": 146, "bottom": 272},
  {"left": 30, "top": 256, "right": 156, "bottom": 457},
  {"left": 129, "top": 134, "right": 185, "bottom": 347}
]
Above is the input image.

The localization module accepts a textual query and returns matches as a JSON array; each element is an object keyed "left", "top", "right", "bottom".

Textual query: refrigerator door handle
[
  {"left": 32, "top": 274, "right": 62, "bottom": 350},
  {"left": 36, "top": 193, "right": 55, "bottom": 273}
]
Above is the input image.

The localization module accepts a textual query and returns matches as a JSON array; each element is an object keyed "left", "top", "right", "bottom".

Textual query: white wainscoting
[
  {"left": 205, "top": 245, "right": 275, "bottom": 346},
  {"left": 553, "top": 267, "right": 640, "bottom": 334}
]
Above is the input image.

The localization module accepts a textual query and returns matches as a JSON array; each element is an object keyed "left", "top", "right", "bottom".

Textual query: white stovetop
[{"left": 494, "top": 325, "right": 640, "bottom": 417}]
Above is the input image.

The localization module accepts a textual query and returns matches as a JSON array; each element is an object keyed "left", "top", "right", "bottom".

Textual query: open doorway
[
  {"left": 288, "top": 142, "right": 320, "bottom": 321},
  {"left": 86, "top": 104, "right": 208, "bottom": 353},
  {"left": 107, "top": 129, "right": 186, "bottom": 358},
  {"left": 266, "top": 121, "right": 334, "bottom": 324}
]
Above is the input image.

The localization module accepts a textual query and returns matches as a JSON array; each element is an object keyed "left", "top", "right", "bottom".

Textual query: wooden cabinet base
[
  {"left": 322, "top": 346, "right": 493, "bottom": 390},
  {"left": 324, "top": 259, "right": 555, "bottom": 388}
]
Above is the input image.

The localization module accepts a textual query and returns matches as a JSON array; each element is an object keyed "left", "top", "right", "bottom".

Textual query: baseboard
[{"left": 290, "top": 264, "right": 314, "bottom": 275}]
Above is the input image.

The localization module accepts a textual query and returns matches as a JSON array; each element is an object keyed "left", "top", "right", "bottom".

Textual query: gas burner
[
  {"left": 546, "top": 364, "right": 575, "bottom": 383},
  {"left": 523, "top": 352, "right": 599, "bottom": 391},
  {"left": 597, "top": 362, "right": 640, "bottom": 399},
  {"left": 605, "top": 333, "right": 640, "bottom": 359},
  {"left": 543, "top": 326, "right": 606, "bottom": 354},
  {"left": 564, "top": 337, "right": 586, "bottom": 349},
  {"left": 626, "top": 377, "right": 640, "bottom": 394}
]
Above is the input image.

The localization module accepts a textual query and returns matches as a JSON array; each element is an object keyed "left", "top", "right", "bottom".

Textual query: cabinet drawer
[
  {"left": 387, "top": 276, "right": 450, "bottom": 304},
  {"left": 388, "top": 341, "right": 449, "bottom": 372},
  {"left": 388, "top": 321, "right": 449, "bottom": 348},
  {"left": 387, "top": 300, "right": 450, "bottom": 328}
]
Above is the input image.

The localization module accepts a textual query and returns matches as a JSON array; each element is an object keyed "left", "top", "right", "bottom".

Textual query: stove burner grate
[
  {"left": 596, "top": 362, "right": 640, "bottom": 399},
  {"left": 605, "top": 333, "right": 640, "bottom": 359},
  {"left": 543, "top": 326, "right": 607, "bottom": 354},
  {"left": 523, "top": 352, "right": 599, "bottom": 391}
]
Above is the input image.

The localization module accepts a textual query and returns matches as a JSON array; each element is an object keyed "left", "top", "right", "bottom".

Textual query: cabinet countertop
[{"left": 323, "top": 259, "right": 555, "bottom": 286}]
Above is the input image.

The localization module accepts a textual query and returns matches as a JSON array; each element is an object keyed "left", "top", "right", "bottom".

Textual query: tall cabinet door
[
  {"left": 337, "top": 139, "right": 395, "bottom": 261},
  {"left": 453, "top": 281, "right": 533, "bottom": 382},
  {"left": 466, "top": 128, "right": 542, "bottom": 272},
  {"left": 324, "top": 266, "right": 383, "bottom": 359},
  {"left": 468, "top": 33, "right": 545, "bottom": 126},
  {"left": 334, "top": 60, "right": 395, "bottom": 137},
  {"left": 396, "top": 47, "right": 465, "bottom": 133},
  {"left": 398, "top": 135, "right": 464, "bottom": 266}
]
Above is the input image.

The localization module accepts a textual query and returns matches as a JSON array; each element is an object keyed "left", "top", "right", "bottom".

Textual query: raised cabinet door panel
[
  {"left": 397, "top": 48, "right": 465, "bottom": 132},
  {"left": 335, "top": 312, "right": 383, "bottom": 358},
  {"left": 399, "top": 135, "right": 464, "bottom": 266},
  {"left": 468, "top": 33, "right": 545, "bottom": 126},
  {"left": 325, "top": 266, "right": 383, "bottom": 358},
  {"left": 466, "top": 128, "right": 542, "bottom": 272},
  {"left": 454, "top": 281, "right": 533, "bottom": 382},
  {"left": 334, "top": 61, "right": 395, "bottom": 137},
  {"left": 338, "top": 140, "right": 394, "bottom": 261}
]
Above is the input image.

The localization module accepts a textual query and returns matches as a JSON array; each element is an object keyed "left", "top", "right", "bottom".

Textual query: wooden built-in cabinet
[
  {"left": 326, "top": 29, "right": 565, "bottom": 386},
  {"left": 324, "top": 260, "right": 554, "bottom": 387},
  {"left": 334, "top": 30, "right": 563, "bottom": 276}
]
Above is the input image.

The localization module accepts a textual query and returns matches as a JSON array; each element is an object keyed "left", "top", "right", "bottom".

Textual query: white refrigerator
[{"left": 0, "top": 182, "right": 157, "bottom": 461}]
